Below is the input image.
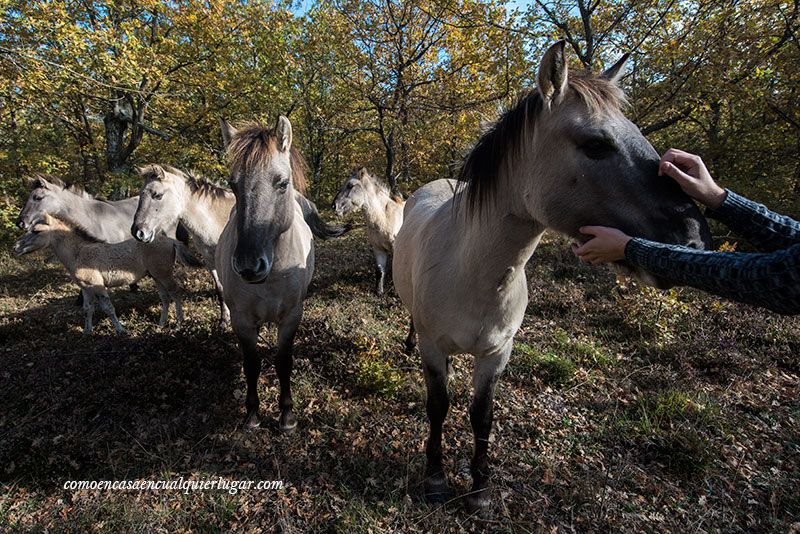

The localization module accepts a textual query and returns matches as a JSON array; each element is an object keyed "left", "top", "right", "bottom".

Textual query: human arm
[{"left": 623, "top": 238, "right": 800, "bottom": 315}]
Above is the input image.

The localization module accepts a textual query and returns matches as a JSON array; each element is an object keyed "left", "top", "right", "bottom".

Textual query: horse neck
[
  {"left": 56, "top": 191, "right": 109, "bottom": 239},
  {"left": 54, "top": 190, "right": 92, "bottom": 223},
  {"left": 362, "top": 182, "right": 393, "bottom": 228},
  {"left": 457, "top": 161, "right": 546, "bottom": 281},
  {"left": 178, "top": 182, "right": 232, "bottom": 246},
  {"left": 47, "top": 227, "right": 84, "bottom": 269}
]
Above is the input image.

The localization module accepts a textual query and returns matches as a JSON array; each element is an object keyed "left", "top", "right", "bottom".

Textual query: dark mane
[
  {"left": 48, "top": 214, "right": 102, "bottom": 244},
  {"left": 353, "top": 166, "right": 393, "bottom": 196},
  {"left": 30, "top": 173, "right": 93, "bottom": 199},
  {"left": 141, "top": 164, "right": 231, "bottom": 198},
  {"left": 457, "top": 74, "right": 624, "bottom": 214},
  {"left": 226, "top": 121, "right": 308, "bottom": 195}
]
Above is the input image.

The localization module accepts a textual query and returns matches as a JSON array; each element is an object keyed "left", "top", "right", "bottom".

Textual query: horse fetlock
[
  {"left": 463, "top": 486, "right": 491, "bottom": 514},
  {"left": 423, "top": 472, "right": 450, "bottom": 504},
  {"left": 279, "top": 409, "right": 297, "bottom": 432},
  {"left": 374, "top": 266, "right": 385, "bottom": 296},
  {"left": 244, "top": 409, "right": 261, "bottom": 429}
]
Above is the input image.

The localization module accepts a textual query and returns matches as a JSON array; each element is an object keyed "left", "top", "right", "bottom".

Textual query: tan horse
[
  {"left": 215, "top": 117, "right": 314, "bottom": 431},
  {"left": 17, "top": 174, "right": 192, "bottom": 303},
  {"left": 333, "top": 167, "right": 404, "bottom": 295},
  {"left": 131, "top": 164, "right": 349, "bottom": 328},
  {"left": 393, "top": 41, "right": 712, "bottom": 512},
  {"left": 132, "top": 165, "right": 235, "bottom": 328},
  {"left": 14, "top": 213, "right": 188, "bottom": 334}
]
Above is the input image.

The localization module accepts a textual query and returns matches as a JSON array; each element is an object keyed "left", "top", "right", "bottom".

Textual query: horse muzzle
[
  {"left": 16, "top": 215, "right": 30, "bottom": 230},
  {"left": 131, "top": 223, "right": 155, "bottom": 243},
  {"left": 232, "top": 253, "right": 273, "bottom": 284}
]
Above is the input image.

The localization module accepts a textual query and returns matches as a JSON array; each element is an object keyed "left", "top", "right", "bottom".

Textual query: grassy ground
[{"left": 0, "top": 227, "right": 798, "bottom": 532}]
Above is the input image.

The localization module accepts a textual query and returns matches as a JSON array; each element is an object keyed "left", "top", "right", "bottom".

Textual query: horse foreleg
[
  {"left": 81, "top": 289, "right": 95, "bottom": 335},
  {"left": 96, "top": 290, "right": 124, "bottom": 334},
  {"left": 166, "top": 277, "right": 183, "bottom": 328},
  {"left": 153, "top": 279, "right": 171, "bottom": 328},
  {"left": 275, "top": 314, "right": 301, "bottom": 432},
  {"left": 210, "top": 268, "right": 230, "bottom": 329},
  {"left": 233, "top": 319, "right": 261, "bottom": 428},
  {"left": 419, "top": 333, "right": 450, "bottom": 504},
  {"left": 465, "top": 341, "right": 512, "bottom": 513}
]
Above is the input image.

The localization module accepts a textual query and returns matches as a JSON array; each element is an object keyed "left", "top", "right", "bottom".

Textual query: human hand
[
  {"left": 571, "top": 226, "right": 632, "bottom": 265},
  {"left": 659, "top": 148, "right": 727, "bottom": 209}
]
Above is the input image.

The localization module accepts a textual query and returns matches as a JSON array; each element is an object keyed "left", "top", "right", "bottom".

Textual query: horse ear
[
  {"left": 219, "top": 118, "right": 237, "bottom": 149},
  {"left": 38, "top": 175, "right": 56, "bottom": 190},
  {"left": 537, "top": 40, "right": 569, "bottom": 108},
  {"left": 275, "top": 116, "right": 292, "bottom": 152},
  {"left": 359, "top": 167, "right": 367, "bottom": 178},
  {"left": 600, "top": 52, "right": 630, "bottom": 84},
  {"left": 25, "top": 175, "right": 42, "bottom": 189}
]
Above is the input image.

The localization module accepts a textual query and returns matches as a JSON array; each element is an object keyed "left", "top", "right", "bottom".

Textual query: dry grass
[{"left": 0, "top": 228, "right": 798, "bottom": 532}]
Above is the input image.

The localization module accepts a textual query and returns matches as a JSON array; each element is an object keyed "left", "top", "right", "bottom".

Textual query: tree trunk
[{"left": 104, "top": 102, "right": 129, "bottom": 174}]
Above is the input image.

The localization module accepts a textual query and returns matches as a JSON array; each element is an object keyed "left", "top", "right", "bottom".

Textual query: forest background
[{"left": 0, "top": 0, "right": 797, "bottom": 236}]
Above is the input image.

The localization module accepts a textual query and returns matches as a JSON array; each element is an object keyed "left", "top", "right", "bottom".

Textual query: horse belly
[
  {"left": 102, "top": 268, "right": 140, "bottom": 288},
  {"left": 393, "top": 179, "right": 458, "bottom": 312}
]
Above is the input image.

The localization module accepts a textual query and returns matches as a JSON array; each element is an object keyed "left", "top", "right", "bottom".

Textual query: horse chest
[{"left": 420, "top": 272, "right": 528, "bottom": 356}]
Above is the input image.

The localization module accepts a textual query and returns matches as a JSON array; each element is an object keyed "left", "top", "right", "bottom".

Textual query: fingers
[
  {"left": 571, "top": 241, "right": 602, "bottom": 264},
  {"left": 660, "top": 148, "right": 701, "bottom": 171},
  {"left": 659, "top": 160, "right": 694, "bottom": 185},
  {"left": 578, "top": 225, "right": 607, "bottom": 237}
]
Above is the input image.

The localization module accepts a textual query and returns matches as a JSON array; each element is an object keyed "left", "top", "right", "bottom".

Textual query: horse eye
[
  {"left": 581, "top": 139, "right": 616, "bottom": 160},
  {"left": 152, "top": 192, "right": 163, "bottom": 200},
  {"left": 277, "top": 180, "right": 289, "bottom": 192}
]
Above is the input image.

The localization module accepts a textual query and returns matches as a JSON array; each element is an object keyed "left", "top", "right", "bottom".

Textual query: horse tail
[
  {"left": 174, "top": 242, "right": 204, "bottom": 268},
  {"left": 295, "top": 194, "right": 351, "bottom": 240}
]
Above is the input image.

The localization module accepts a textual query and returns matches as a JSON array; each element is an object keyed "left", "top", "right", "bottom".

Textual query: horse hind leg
[
  {"left": 419, "top": 333, "right": 450, "bottom": 504},
  {"left": 404, "top": 319, "right": 417, "bottom": 354},
  {"left": 275, "top": 314, "right": 301, "bottom": 432},
  {"left": 464, "top": 341, "right": 512, "bottom": 514},
  {"left": 373, "top": 249, "right": 388, "bottom": 296}
]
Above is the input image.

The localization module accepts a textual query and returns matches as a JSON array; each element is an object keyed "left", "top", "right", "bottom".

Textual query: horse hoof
[
  {"left": 244, "top": 412, "right": 261, "bottom": 429},
  {"left": 279, "top": 412, "right": 297, "bottom": 433},
  {"left": 423, "top": 473, "right": 450, "bottom": 505},
  {"left": 463, "top": 489, "right": 491, "bottom": 515}
]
